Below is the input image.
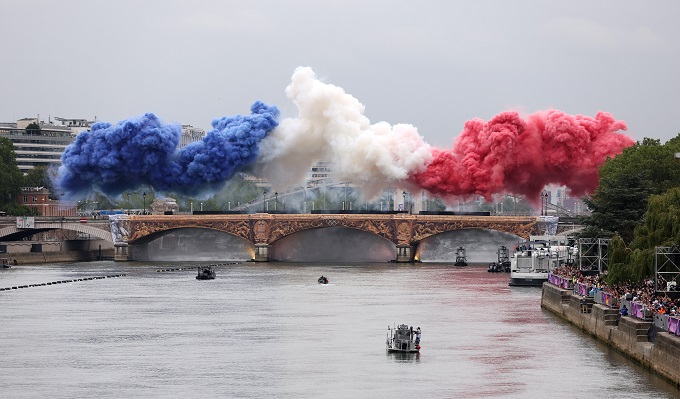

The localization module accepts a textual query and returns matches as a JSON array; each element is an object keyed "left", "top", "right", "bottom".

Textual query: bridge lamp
[
  {"left": 263, "top": 190, "right": 267, "bottom": 213},
  {"left": 274, "top": 192, "right": 278, "bottom": 211},
  {"left": 403, "top": 191, "right": 406, "bottom": 212},
  {"left": 200, "top": 202, "right": 203, "bottom": 211},
  {"left": 126, "top": 193, "right": 130, "bottom": 215},
  {"left": 143, "top": 192, "right": 146, "bottom": 215}
]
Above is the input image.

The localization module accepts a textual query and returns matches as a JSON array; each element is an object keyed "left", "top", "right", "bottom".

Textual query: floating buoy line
[
  {"left": 155, "top": 262, "right": 240, "bottom": 273},
  {"left": 0, "top": 274, "right": 126, "bottom": 292}
]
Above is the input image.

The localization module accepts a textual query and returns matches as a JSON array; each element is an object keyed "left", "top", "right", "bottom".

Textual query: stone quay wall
[
  {"left": 5, "top": 249, "right": 114, "bottom": 265},
  {"left": 541, "top": 282, "right": 680, "bottom": 388}
]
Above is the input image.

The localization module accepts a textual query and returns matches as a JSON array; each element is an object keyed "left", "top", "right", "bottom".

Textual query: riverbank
[
  {"left": 541, "top": 282, "right": 680, "bottom": 388},
  {"left": 3, "top": 249, "right": 114, "bottom": 265}
]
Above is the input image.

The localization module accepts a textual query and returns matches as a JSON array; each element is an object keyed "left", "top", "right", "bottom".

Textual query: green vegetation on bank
[{"left": 579, "top": 135, "right": 680, "bottom": 284}]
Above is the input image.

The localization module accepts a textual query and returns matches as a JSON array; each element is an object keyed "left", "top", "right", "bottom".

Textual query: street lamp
[
  {"left": 200, "top": 202, "right": 203, "bottom": 211},
  {"left": 142, "top": 192, "right": 146, "bottom": 215},
  {"left": 541, "top": 191, "right": 548, "bottom": 216},
  {"left": 190, "top": 201, "right": 193, "bottom": 214},
  {"left": 274, "top": 192, "right": 278, "bottom": 211},
  {"left": 263, "top": 190, "right": 267, "bottom": 213},
  {"left": 126, "top": 193, "right": 131, "bottom": 215},
  {"left": 402, "top": 191, "right": 406, "bottom": 212}
]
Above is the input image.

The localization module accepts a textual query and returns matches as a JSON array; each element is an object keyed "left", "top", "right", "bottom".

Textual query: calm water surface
[{"left": 1, "top": 262, "right": 678, "bottom": 398}]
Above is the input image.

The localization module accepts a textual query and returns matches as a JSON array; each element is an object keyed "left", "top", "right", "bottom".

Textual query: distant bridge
[
  {"left": 109, "top": 213, "right": 550, "bottom": 262},
  {"left": 0, "top": 214, "right": 577, "bottom": 262}
]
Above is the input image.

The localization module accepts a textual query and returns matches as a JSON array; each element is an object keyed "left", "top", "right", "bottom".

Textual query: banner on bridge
[{"left": 16, "top": 216, "right": 35, "bottom": 229}]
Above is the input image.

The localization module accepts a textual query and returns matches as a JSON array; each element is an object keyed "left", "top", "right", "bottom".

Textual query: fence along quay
[{"left": 542, "top": 274, "right": 680, "bottom": 388}]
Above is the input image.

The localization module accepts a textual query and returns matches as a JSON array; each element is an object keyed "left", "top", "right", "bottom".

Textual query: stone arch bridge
[{"left": 107, "top": 213, "right": 550, "bottom": 262}]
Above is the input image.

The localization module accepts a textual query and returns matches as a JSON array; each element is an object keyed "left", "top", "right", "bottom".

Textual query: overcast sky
[{"left": 2, "top": 0, "right": 678, "bottom": 148}]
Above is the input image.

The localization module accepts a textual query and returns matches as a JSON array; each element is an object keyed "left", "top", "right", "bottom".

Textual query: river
[{"left": 0, "top": 261, "right": 678, "bottom": 398}]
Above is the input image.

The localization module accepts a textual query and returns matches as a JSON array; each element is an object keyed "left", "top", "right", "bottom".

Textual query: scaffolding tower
[
  {"left": 654, "top": 246, "right": 680, "bottom": 294},
  {"left": 578, "top": 238, "right": 610, "bottom": 273}
]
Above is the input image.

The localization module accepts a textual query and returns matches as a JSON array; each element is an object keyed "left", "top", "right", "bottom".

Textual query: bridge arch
[
  {"left": 129, "top": 226, "right": 250, "bottom": 245},
  {"left": 0, "top": 223, "right": 114, "bottom": 243},
  {"left": 270, "top": 225, "right": 396, "bottom": 263}
]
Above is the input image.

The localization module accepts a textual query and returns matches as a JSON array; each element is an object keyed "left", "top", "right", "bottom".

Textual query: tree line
[{"left": 578, "top": 135, "right": 680, "bottom": 284}]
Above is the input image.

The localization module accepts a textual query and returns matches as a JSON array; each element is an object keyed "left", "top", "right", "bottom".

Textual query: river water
[{"left": 1, "top": 261, "right": 678, "bottom": 399}]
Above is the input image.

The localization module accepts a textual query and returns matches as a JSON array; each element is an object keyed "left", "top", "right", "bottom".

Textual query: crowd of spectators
[{"left": 551, "top": 264, "right": 679, "bottom": 317}]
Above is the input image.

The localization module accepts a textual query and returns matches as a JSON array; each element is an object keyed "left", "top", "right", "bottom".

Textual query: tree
[
  {"left": 580, "top": 135, "right": 680, "bottom": 243},
  {"left": 25, "top": 122, "right": 41, "bottom": 135},
  {"left": 579, "top": 171, "right": 652, "bottom": 243},
  {"left": 0, "top": 137, "right": 23, "bottom": 211},
  {"left": 605, "top": 186, "right": 680, "bottom": 285}
]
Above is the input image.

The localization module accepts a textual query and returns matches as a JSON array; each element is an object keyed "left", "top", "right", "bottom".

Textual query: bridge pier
[
  {"left": 114, "top": 244, "right": 131, "bottom": 261},
  {"left": 253, "top": 243, "right": 271, "bottom": 262},
  {"left": 395, "top": 244, "right": 415, "bottom": 263}
]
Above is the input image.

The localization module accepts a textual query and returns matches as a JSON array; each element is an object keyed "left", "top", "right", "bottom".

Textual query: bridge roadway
[{"left": 1, "top": 214, "right": 554, "bottom": 262}]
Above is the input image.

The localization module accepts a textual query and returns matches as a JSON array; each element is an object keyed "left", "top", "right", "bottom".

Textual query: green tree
[
  {"left": 25, "top": 122, "right": 41, "bottom": 135},
  {"left": 605, "top": 186, "right": 680, "bottom": 285},
  {"left": 0, "top": 137, "right": 23, "bottom": 211},
  {"left": 580, "top": 135, "right": 680, "bottom": 243}
]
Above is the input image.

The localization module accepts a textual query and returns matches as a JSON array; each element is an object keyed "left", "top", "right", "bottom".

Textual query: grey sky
[{"left": 2, "top": 0, "right": 678, "bottom": 148}]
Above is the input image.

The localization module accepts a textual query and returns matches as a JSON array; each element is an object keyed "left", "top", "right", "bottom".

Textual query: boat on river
[
  {"left": 488, "top": 245, "right": 511, "bottom": 273},
  {"left": 508, "top": 236, "right": 569, "bottom": 287},
  {"left": 386, "top": 324, "right": 421, "bottom": 353},
  {"left": 1, "top": 258, "right": 11, "bottom": 269},
  {"left": 454, "top": 246, "right": 468, "bottom": 266},
  {"left": 196, "top": 265, "right": 216, "bottom": 280},
  {"left": 318, "top": 276, "right": 329, "bottom": 284}
]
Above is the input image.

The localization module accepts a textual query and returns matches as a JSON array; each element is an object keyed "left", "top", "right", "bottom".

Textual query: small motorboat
[
  {"left": 386, "top": 324, "right": 421, "bottom": 353},
  {"left": 196, "top": 265, "right": 216, "bottom": 280},
  {"left": 489, "top": 246, "right": 511, "bottom": 272},
  {"left": 318, "top": 275, "right": 329, "bottom": 284},
  {"left": 1, "top": 258, "right": 11, "bottom": 269},
  {"left": 454, "top": 246, "right": 468, "bottom": 266}
]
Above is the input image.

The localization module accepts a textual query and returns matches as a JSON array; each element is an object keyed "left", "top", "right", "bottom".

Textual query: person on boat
[{"left": 415, "top": 327, "right": 421, "bottom": 345}]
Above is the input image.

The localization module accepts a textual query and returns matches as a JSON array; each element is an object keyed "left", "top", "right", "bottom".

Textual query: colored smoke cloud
[
  {"left": 56, "top": 101, "right": 279, "bottom": 198},
  {"left": 410, "top": 110, "right": 634, "bottom": 202},
  {"left": 254, "top": 66, "right": 433, "bottom": 198},
  {"left": 56, "top": 66, "right": 633, "bottom": 204}
]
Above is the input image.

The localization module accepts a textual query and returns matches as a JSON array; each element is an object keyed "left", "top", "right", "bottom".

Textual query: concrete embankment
[
  {"left": 4, "top": 249, "right": 115, "bottom": 265},
  {"left": 541, "top": 283, "right": 680, "bottom": 388}
]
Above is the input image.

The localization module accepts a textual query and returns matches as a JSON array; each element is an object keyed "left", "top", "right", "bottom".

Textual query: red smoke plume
[{"left": 410, "top": 110, "right": 633, "bottom": 202}]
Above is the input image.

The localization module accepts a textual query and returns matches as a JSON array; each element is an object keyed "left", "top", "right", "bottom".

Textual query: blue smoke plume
[{"left": 56, "top": 101, "right": 279, "bottom": 198}]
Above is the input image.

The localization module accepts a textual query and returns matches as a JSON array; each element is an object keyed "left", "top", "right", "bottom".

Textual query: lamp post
[
  {"left": 200, "top": 202, "right": 203, "bottom": 211},
  {"left": 126, "top": 193, "right": 131, "bottom": 215},
  {"left": 345, "top": 182, "right": 348, "bottom": 208},
  {"left": 190, "top": 201, "right": 193, "bottom": 214},
  {"left": 541, "top": 191, "right": 548, "bottom": 216},
  {"left": 228, "top": 201, "right": 231, "bottom": 211},
  {"left": 274, "top": 192, "right": 278, "bottom": 211},
  {"left": 263, "top": 190, "right": 267, "bottom": 213},
  {"left": 142, "top": 192, "right": 146, "bottom": 215},
  {"left": 402, "top": 191, "right": 406, "bottom": 212}
]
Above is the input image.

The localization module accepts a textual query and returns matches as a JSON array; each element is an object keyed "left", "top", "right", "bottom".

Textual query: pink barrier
[
  {"left": 669, "top": 317, "right": 680, "bottom": 336},
  {"left": 577, "top": 283, "right": 588, "bottom": 296},
  {"left": 630, "top": 302, "right": 644, "bottom": 319}
]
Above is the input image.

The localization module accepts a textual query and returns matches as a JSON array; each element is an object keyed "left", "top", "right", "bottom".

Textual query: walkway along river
[{"left": 1, "top": 261, "right": 678, "bottom": 398}]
